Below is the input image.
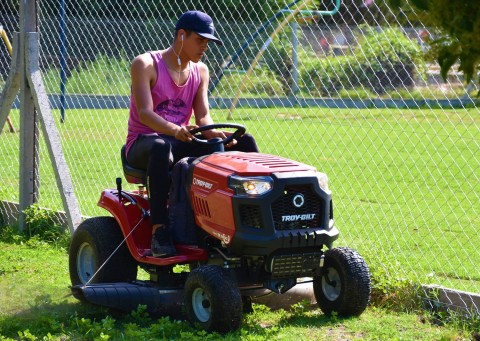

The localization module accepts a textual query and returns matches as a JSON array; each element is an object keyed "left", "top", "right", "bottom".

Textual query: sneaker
[{"left": 151, "top": 226, "right": 176, "bottom": 257}]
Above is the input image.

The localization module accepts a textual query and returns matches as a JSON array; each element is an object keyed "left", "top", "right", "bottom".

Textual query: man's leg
[
  {"left": 161, "top": 134, "right": 212, "bottom": 162},
  {"left": 228, "top": 133, "right": 259, "bottom": 153},
  {"left": 127, "top": 135, "right": 176, "bottom": 257}
]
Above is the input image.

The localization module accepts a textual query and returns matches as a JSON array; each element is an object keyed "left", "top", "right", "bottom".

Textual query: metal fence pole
[
  {"left": 291, "top": 21, "right": 299, "bottom": 97},
  {"left": 1, "top": 0, "right": 81, "bottom": 232},
  {"left": 18, "top": 0, "right": 40, "bottom": 230},
  {"left": 59, "top": 0, "right": 66, "bottom": 123}
]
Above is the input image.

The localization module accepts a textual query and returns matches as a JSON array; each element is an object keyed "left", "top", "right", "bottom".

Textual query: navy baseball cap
[{"left": 175, "top": 11, "right": 223, "bottom": 46}]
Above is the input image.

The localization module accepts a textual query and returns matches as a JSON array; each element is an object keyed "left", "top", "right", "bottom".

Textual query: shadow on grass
[
  {"left": 2, "top": 291, "right": 366, "bottom": 340},
  {"left": 0, "top": 295, "right": 115, "bottom": 337},
  {"left": 241, "top": 302, "right": 355, "bottom": 339}
]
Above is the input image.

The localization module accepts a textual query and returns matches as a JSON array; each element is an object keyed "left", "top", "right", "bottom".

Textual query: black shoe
[{"left": 151, "top": 226, "right": 176, "bottom": 257}]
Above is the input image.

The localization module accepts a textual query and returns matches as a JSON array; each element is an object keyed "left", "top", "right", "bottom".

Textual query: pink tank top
[{"left": 125, "top": 51, "right": 201, "bottom": 155}]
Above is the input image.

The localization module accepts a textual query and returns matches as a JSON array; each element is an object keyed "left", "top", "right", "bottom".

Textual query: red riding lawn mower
[{"left": 69, "top": 124, "right": 371, "bottom": 334}]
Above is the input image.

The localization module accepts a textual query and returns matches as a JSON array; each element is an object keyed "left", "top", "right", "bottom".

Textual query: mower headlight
[
  {"left": 229, "top": 175, "right": 273, "bottom": 196},
  {"left": 316, "top": 172, "right": 329, "bottom": 192}
]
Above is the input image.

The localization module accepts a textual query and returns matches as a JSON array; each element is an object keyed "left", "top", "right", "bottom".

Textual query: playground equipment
[{"left": 1, "top": 24, "right": 16, "bottom": 133}]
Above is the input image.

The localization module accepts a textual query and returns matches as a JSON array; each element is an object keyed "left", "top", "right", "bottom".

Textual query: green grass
[
  {"left": 0, "top": 106, "right": 479, "bottom": 296},
  {"left": 0, "top": 237, "right": 475, "bottom": 340}
]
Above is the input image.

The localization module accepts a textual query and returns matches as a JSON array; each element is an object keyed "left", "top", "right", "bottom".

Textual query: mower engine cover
[{"left": 186, "top": 151, "right": 339, "bottom": 256}]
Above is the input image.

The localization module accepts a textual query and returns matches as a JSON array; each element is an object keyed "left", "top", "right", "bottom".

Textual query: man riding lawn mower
[{"left": 69, "top": 124, "right": 371, "bottom": 334}]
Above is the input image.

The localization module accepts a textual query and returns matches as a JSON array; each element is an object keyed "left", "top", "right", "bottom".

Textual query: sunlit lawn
[{"left": 1, "top": 106, "right": 479, "bottom": 294}]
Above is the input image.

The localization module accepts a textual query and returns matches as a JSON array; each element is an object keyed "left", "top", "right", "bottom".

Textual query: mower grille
[
  {"left": 269, "top": 252, "right": 323, "bottom": 278},
  {"left": 271, "top": 185, "right": 323, "bottom": 230},
  {"left": 240, "top": 205, "right": 262, "bottom": 229}
]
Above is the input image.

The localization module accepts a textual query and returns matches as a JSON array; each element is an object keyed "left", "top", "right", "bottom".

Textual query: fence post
[
  {"left": 0, "top": 0, "right": 82, "bottom": 233},
  {"left": 59, "top": 0, "right": 67, "bottom": 123},
  {"left": 291, "top": 21, "right": 299, "bottom": 98},
  {"left": 18, "top": 0, "right": 40, "bottom": 230}
]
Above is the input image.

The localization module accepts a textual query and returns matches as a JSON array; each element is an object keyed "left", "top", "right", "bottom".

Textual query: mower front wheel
[
  {"left": 313, "top": 247, "right": 371, "bottom": 316},
  {"left": 184, "top": 265, "right": 243, "bottom": 333}
]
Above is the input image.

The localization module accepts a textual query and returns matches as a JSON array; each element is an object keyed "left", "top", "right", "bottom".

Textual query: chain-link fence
[{"left": 1, "top": 0, "right": 479, "bottom": 313}]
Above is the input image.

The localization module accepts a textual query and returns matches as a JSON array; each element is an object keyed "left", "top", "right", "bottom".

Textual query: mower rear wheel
[
  {"left": 69, "top": 217, "right": 137, "bottom": 289},
  {"left": 313, "top": 247, "right": 371, "bottom": 316},
  {"left": 184, "top": 265, "right": 243, "bottom": 333}
]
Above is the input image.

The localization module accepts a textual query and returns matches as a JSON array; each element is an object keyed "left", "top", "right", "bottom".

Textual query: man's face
[{"left": 183, "top": 32, "right": 210, "bottom": 63}]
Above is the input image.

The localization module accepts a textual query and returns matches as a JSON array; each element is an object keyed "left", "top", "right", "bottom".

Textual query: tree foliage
[
  {"left": 315, "top": 0, "right": 410, "bottom": 26},
  {"left": 390, "top": 0, "right": 480, "bottom": 91}
]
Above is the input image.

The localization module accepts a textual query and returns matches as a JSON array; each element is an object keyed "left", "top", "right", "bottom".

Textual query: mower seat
[{"left": 121, "top": 145, "right": 146, "bottom": 184}]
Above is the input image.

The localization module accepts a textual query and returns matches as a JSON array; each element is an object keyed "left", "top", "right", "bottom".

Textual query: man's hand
[
  {"left": 202, "top": 129, "right": 238, "bottom": 148},
  {"left": 175, "top": 125, "right": 198, "bottom": 142}
]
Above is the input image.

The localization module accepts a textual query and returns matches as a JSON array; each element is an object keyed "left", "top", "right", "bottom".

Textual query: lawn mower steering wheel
[{"left": 189, "top": 124, "right": 246, "bottom": 145}]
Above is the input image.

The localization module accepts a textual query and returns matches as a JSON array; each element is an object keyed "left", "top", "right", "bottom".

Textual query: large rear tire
[
  {"left": 313, "top": 247, "right": 371, "bottom": 316},
  {"left": 69, "top": 216, "right": 137, "bottom": 287},
  {"left": 184, "top": 265, "right": 243, "bottom": 333}
]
